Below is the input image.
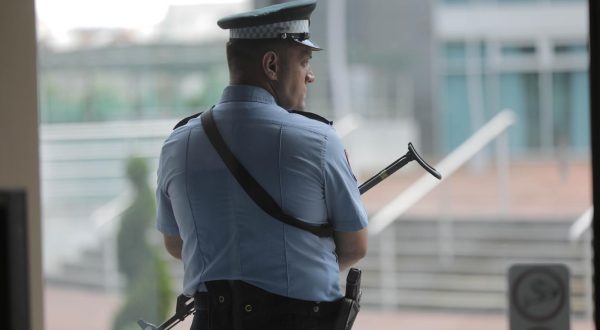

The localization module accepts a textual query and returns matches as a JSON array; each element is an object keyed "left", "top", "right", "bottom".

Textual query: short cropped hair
[{"left": 226, "top": 39, "right": 293, "bottom": 74}]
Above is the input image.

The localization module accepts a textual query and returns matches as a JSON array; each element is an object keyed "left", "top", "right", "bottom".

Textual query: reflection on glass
[{"left": 39, "top": 0, "right": 593, "bottom": 329}]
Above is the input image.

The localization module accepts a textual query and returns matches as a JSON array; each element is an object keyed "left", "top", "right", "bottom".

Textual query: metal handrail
[
  {"left": 92, "top": 190, "right": 133, "bottom": 230},
  {"left": 91, "top": 190, "right": 132, "bottom": 291},
  {"left": 369, "top": 109, "right": 517, "bottom": 235},
  {"left": 569, "top": 206, "right": 593, "bottom": 241},
  {"left": 568, "top": 207, "right": 594, "bottom": 320},
  {"left": 334, "top": 114, "right": 362, "bottom": 138}
]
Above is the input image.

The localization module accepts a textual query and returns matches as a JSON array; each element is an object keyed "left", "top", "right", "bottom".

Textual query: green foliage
[
  {"left": 113, "top": 251, "right": 173, "bottom": 329},
  {"left": 183, "top": 70, "right": 227, "bottom": 111},
  {"left": 113, "top": 156, "right": 174, "bottom": 330},
  {"left": 41, "top": 79, "right": 86, "bottom": 123},
  {"left": 85, "top": 81, "right": 131, "bottom": 121}
]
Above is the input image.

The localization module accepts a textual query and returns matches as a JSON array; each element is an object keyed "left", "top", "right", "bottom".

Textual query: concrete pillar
[{"left": 0, "top": 0, "right": 43, "bottom": 329}]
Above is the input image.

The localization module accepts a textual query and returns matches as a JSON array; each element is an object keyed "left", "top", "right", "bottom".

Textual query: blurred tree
[
  {"left": 184, "top": 70, "right": 226, "bottom": 111},
  {"left": 113, "top": 156, "right": 173, "bottom": 330},
  {"left": 41, "top": 78, "right": 85, "bottom": 123},
  {"left": 86, "top": 81, "right": 130, "bottom": 122}
]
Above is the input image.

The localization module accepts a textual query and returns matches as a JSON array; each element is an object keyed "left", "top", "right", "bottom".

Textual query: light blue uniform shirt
[{"left": 156, "top": 85, "right": 368, "bottom": 302}]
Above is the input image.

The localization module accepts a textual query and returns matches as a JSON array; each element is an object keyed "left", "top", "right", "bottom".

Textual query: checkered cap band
[{"left": 230, "top": 20, "right": 309, "bottom": 39}]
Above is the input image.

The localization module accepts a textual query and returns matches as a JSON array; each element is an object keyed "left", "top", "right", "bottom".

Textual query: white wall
[
  {"left": 436, "top": 2, "right": 588, "bottom": 40},
  {"left": 0, "top": 0, "right": 43, "bottom": 328}
]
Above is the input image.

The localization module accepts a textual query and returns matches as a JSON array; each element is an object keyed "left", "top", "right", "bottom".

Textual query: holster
[
  {"left": 333, "top": 296, "right": 360, "bottom": 330},
  {"left": 333, "top": 268, "right": 362, "bottom": 330}
]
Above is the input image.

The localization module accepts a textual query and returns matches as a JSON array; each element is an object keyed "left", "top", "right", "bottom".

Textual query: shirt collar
[{"left": 219, "top": 85, "right": 277, "bottom": 105}]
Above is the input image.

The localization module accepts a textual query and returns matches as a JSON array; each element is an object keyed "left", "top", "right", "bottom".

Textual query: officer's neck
[{"left": 229, "top": 74, "right": 279, "bottom": 104}]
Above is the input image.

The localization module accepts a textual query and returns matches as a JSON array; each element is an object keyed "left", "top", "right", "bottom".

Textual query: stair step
[
  {"left": 356, "top": 256, "right": 589, "bottom": 276},
  {"left": 359, "top": 289, "right": 589, "bottom": 314},
  {"left": 359, "top": 272, "right": 589, "bottom": 294},
  {"left": 79, "top": 247, "right": 107, "bottom": 261},
  {"left": 362, "top": 273, "right": 507, "bottom": 292},
  {"left": 60, "top": 260, "right": 118, "bottom": 274},
  {"left": 388, "top": 230, "right": 573, "bottom": 241},
  {"left": 367, "top": 241, "right": 585, "bottom": 259},
  {"left": 48, "top": 217, "right": 591, "bottom": 314},
  {"left": 46, "top": 271, "right": 123, "bottom": 291},
  {"left": 360, "top": 289, "right": 507, "bottom": 311}
]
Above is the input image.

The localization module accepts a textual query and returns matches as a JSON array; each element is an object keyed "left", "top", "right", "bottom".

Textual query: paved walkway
[
  {"left": 355, "top": 309, "right": 593, "bottom": 330},
  {"left": 359, "top": 159, "right": 592, "bottom": 220},
  {"left": 45, "top": 285, "right": 594, "bottom": 330},
  {"left": 44, "top": 160, "right": 594, "bottom": 329}
]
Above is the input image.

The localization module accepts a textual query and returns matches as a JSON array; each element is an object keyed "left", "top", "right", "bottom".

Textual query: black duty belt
[
  {"left": 194, "top": 292, "right": 210, "bottom": 310},
  {"left": 204, "top": 280, "right": 340, "bottom": 317}
]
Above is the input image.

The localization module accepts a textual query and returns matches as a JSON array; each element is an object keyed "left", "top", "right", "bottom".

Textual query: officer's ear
[{"left": 262, "top": 51, "right": 279, "bottom": 81}]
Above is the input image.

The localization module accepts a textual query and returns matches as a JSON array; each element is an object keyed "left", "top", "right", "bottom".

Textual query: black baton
[
  {"left": 140, "top": 143, "right": 441, "bottom": 330},
  {"left": 358, "top": 142, "right": 441, "bottom": 195},
  {"left": 138, "top": 294, "right": 194, "bottom": 330}
]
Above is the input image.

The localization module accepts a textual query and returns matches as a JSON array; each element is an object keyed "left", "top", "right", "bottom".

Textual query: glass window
[
  {"left": 441, "top": 0, "right": 471, "bottom": 4},
  {"left": 440, "top": 0, "right": 586, "bottom": 4},
  {"left": 441, "top": 74, "right": 471, "bottom": 151},
  {"left": 499, "top": 73, "right": 541, "bottom": 152},
  {"left": 553, "top": 71, "right": 590, "bottom": 153},
  {"left": 444, "top": 42, "right": 467, "bottom": 61},
  {"left": 554, "top": 43, "right": 589, "bottom": 56},
  {"left": 501, "top": 44, "right": 537, "bottom": 57},
  {"left": 40, "top": 0, "right": 593, "bottom": 329},
  {"left": 497, "top": 0, "right": 539, "bottom": 3}
]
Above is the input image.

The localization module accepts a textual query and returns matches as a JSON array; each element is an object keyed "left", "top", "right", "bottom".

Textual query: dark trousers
[{"left": 190, "top": 281, "right": 340, "bottom": 330}]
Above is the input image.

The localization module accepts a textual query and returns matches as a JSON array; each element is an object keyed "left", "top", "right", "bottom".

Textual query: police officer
[{"left": 155, "top": 1, "right": 368, "bottom": 329}]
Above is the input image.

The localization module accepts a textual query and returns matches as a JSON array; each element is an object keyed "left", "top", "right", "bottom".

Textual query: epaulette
[
  {"left": 173, "top": 112, "right": 202, "bottom": 130},
  {"left": 289, "top": 110, "right": 333, "bottom": 126},
  {"left": 174, "top": 110, "right": 333, "bottom": 130}
]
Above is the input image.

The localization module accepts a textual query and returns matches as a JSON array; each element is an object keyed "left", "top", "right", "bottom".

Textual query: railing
[
  {"left": 41, "top": 118, "right": 173, "bottom": 291},
  {"left": 334, "top": 114, "right": 362, "bottom": 138},
  {"left": 569, "top": 206, "right": 594, "bottom": 320},
  {"left": 369, "top": 109, "right": 517, "bottom": 235},
  {"left": 569, "top": 207, "right": 593, "bottom": 241},
  {"left": 92, "top": 190, "right": 132, "bottom": 291},
  {"left": 368, "top": 109, "right": 516, "bottom": 307}
]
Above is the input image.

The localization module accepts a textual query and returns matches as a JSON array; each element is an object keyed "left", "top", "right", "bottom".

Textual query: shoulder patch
[
  {"left": 289, "top": 110, "right": 333, "bottom": 126},
  {"left": 173, "top": 112, "right": 202, "bottom": 130}
]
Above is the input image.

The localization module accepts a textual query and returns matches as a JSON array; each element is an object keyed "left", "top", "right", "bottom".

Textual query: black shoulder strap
[
  {"left": 289, "top": 110, "right": 333, "bottom": 126},
  {"left": 173, "top": 112, "right": 202, "bottom": 130},
  {"left": 200, "top": 108, "right": 334, "bottom": 238}
]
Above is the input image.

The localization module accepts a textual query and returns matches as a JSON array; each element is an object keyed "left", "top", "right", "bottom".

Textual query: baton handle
[
  {"left": 358, "top": 155, "right": 411, "bottom": 194},
  {"left": 408, "top": 142, "right": 442, "bottom": 180},
  {"left": 358, "top": 143, "right": 441, "bottom": 195}
]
